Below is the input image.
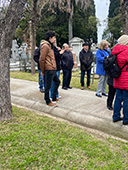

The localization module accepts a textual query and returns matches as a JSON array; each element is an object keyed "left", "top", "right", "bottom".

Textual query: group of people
[
  {"left": 34, "top": 31, "right": 75, "bottom": 106},
  {"left": 34, "top": 31, "right": 128, "bottom": 126},
  {"left": 95, "top": 35, "right": 128, "bottom": 126}
]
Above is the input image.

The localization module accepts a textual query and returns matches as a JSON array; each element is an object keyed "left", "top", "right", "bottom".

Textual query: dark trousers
[
  {"left": 107, "top": 85, "right": 116, "bottom": 107},
  {"left": 44, "top": 70, "right": 60, "bottom": 104},
  {"left": 80, "top": 69, "right": 91, "bottom": 87},
  {"left": 62, "top": 69, "right": 72, "bottom": 88}
]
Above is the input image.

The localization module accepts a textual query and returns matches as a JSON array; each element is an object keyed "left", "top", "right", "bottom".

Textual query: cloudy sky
[{"left": 94, "top": 0, "right": 110, "bottom": 43}]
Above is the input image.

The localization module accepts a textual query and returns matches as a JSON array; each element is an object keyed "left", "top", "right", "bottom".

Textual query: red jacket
[{"left": 112, "top": 45, "right": 128, "bottom": 90}]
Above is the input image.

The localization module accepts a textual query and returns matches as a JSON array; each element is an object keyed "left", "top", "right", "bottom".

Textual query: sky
[{"left": 94, "top": 0, "right": 110, "bottom": 43}]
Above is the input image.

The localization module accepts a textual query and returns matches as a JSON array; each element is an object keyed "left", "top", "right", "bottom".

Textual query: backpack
[
  {"left": 33, "top": 47, "right": 40, "bottom": 63},
  {"left": 103, "top": 53, "right": 128, "bottom": 78}
]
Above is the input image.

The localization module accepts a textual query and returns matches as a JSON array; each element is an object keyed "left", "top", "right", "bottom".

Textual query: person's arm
[
  {"left": 96, "top": 50, "right": 105, "bottom": 63},
  {"left": 39, "top": 45, "right": 49, "bottom": 75},
  {"left": 33, "top": 48, "right": 40, "bottom": 63},
  {"left": 79, "top": 52, "right": 87, "bottom": 66},
  {"left": 59, "top": 49, "right": 65, "bottom": 55},
  {"left": 87, "top": 52, "right": 94, "bottom": 66}
]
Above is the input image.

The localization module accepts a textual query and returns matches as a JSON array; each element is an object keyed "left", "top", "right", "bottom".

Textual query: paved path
[{"left": 10, "top": 78, "right": 128, "bottom": 140}]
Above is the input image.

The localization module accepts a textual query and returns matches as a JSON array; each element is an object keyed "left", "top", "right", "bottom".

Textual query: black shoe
[
  {"left": 107, "top": 106, "right": 113, "bottom": 110},
  {"left": 113, "top": 117, "right": 123, "bottom": 123},
  {"left": 67, "top": 86, "right": 72, "bottom": 89},
  {"left": 102, "top": 93, "right": 108, "bottom": 97},
  {"left": 40, "top": 89, "right": 45, "bottom": 93},
  {"left": 96, "top": 94, "right": 102, "bottom": 98},
  {"left": 123, "top": 122, "right": 128, "bottom": 125},
  {"left": 62, "top": 87, "right": 68, "bottom": 90}
]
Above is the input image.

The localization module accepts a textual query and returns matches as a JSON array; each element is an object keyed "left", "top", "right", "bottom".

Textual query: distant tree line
[{"left": 103, "top": 0, "right": 128, "bottom": 46}]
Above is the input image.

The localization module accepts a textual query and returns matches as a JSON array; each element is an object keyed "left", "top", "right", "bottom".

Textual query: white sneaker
[
  {"left": 52, "top": 101, "right": 56, "bottom": 104},
  {"left": 58, "top": 96, "right": 61, "bottom": 99}
]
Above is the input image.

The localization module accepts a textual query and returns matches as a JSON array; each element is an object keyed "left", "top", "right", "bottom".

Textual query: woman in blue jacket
[{"left": 96, "top": 40, "right": 110, "bottom": 97}]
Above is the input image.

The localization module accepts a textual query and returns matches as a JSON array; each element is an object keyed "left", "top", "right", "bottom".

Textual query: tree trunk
[
  {"left": 68, "top": 3, "right": 74, "bottom": 43},
  {"left": 30, "top": 0, "right": 38, "bottom": 75},
  {"left": 30, "top": 20, "right": 36, "bottom": 75},
  {"left": 120, "top": 0, "right": 128, "bottom": 34},
  {"left": 0, "top": 0, "right": 27, "bottom": 121}
]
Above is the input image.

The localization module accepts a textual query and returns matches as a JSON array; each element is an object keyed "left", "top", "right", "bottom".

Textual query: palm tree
[
  {"left": 51, "top": 0, "right": 90, "bottom": 42},
  {"left": 120, "top": 0, "right": 128, "bottom": 34}
]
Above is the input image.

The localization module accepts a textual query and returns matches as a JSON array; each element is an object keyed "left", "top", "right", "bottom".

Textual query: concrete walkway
[{"left": 10, "top": 78, "right": 128, "bottom": 140}]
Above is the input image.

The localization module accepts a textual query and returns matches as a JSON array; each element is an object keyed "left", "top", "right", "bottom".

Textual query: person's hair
[
  {"left": 83, "top": 42, "right": 89, "bottom": 47},
  {"left": 62, "top": 43, "right": 69, "bottom": 49},
  {"left": 45, "top": 31, "right": 56, "bottom": 41},
  {"left": 98, "top": 40, "right": 108, "bottom": 50}
]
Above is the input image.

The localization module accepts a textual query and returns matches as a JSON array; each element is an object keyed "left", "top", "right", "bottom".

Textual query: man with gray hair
[{"left": 60, "top": 43, "right": 74, "bottom": 90}]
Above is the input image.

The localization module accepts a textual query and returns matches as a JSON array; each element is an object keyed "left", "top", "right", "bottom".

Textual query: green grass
[
  {"left": 10, "top": 71, "right": 106, "bottom": 92},
  {"left": 0, "top": 107, "right": 128, "bottom": 170}
]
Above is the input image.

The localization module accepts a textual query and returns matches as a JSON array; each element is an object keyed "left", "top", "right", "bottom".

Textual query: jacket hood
[
  {"left": 40, "top": 40, "right": 50, "bottom": 46},
  {"left": 112, "top": 44, "right": 128, "bottom": 55}
]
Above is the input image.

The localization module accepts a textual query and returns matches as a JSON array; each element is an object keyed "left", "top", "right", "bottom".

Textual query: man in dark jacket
[
  {"left": 50, "top": 40, "right": 61, "bottom": 99},
  {"left": 60, "top": 43, "right": 74, "bottom": 90},
  {"left": 79, "top": 42, "right": 93, "bottom": 90},
  {"left": 34, "top": 46, "right": 45, "bottom": 93}
]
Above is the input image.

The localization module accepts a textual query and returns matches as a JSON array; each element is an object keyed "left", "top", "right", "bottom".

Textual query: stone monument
[{"left": 69, "top": 37, "right": 84, "bottom": 64}]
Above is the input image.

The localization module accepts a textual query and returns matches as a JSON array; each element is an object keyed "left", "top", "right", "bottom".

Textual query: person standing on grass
[
  {"left": 79, "top": 42, "right": 93, "bottom": 90},
  {"left": 50, "top": 40, "right": 61, "bottom": 100},
  {"left": 60, "top": 43, "right": 74, "bottom": 90},
  {"left": 95, "top": 40, "right": 110, "bottom": 98},
  {"left": 39, "top": 31, "right": 60, "bottom": 107}
]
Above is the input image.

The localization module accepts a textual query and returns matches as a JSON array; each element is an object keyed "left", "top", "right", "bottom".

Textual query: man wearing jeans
[
  {"left": 39, "top": 31, "right": 60, "bottom": 106},
  {"left": 34, "top": 46, "right": 45, "bottom": 93},
  {"left": 79, "top": 42, "right": 93, "bottom": 90}
]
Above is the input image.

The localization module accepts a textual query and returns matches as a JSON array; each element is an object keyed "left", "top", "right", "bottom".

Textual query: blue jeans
[
  {"left": 113, "top": 89, "right": 128, "bottom": 123},
  {"left": 80, "top": 69, "right": 91, "bottom": 87},
  {"left": 38, "top": 69, "right": 45, "bottom": 90},
  {"left": 50, "top": 71, "right": 60, "bottom": 98}
]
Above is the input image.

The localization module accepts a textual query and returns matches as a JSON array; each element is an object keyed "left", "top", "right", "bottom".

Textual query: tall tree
[
  {"left": 15, "top": 0, "right": 49, "bottom": 74},
  {"left": 51, "top": 0, "right": 90, "bottom": 42},
  {"left": 29, "top": 0, "right": 49, "bottom": 74},
  {"left": 0, "top": 0, "right": 27, "bottom": 121},
  {"left": 29, "top": 0, "right": 37, "bottom": 75},
  {"left": 120, "top": 0, "right": 128, "bottom": 34}
]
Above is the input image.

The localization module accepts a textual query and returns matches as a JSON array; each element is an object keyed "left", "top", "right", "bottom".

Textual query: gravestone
[
  {"left": 69, "top": 37, "right": 84, "bottom": 64},
  {"left": 11, "top": 39, "right": 19, "bottom": 63}
]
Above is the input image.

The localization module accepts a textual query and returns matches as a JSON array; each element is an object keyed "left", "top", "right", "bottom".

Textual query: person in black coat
[
  {"left": 107, "top": 77, "right": 116, "bottom": 110},
  {"left": 60, "top": 43, "right": 74, "bottom": 90},
  {"left": 79, "top": 42, "right": 93, "bottom": 90},
  {"left": 33, "top": 45, "right": 45, "bottom": 93}
]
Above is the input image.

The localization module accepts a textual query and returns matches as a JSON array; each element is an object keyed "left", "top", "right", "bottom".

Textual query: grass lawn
[
  {"left": 0, "top": 106, "right": 128, "bottom": 169},
  {"left": 10, "top": 71, "right": 107, "bottom": 92}
]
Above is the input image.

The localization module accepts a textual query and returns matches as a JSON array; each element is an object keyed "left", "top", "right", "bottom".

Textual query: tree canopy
[{"left": 15, "top": 0, "right": 97, "bottom": 47}]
